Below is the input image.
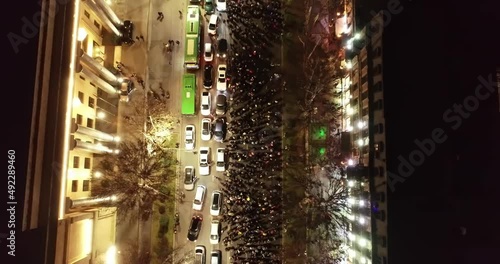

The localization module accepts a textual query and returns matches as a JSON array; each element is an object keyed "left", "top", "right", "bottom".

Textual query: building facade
[
  {"left": 340, "top": 11, "right": 389, "bottom": 264},
  {"left": 23, "top": 0, "right": 130, "bottom": 263}
]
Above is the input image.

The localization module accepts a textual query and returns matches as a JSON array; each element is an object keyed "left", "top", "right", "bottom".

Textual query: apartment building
[
  {"left": 339, "top": 11, "right": 389, "bottom": 264},
  {"left": 23, "top": 0, "right": 131, "bottom": 263}
]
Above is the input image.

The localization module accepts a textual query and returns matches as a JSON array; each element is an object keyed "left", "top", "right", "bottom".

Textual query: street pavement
[{"left": 112, "top": 0, "right": 233, "bottom": 262}]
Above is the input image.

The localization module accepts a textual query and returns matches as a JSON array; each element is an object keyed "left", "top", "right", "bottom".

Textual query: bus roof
[
  {"left": 181, "top": 74, "right": 196, "bottom": 115},
  {"left": 186, "top": 6, "right": 200, "bottom": 35},
  {"left": 184, "top": 36, "right": 199, "bottom": 63}
]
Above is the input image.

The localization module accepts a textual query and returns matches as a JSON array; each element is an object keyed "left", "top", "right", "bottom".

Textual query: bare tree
[{"left": 91, "top": 139, "right": 178, "bottom": 220}]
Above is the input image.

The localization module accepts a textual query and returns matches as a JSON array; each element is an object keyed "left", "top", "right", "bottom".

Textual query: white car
[
  {"left": 184, "top": 166, "right": 195, "bottom": 191},
  {"left": 201, "top": 92, "right": 211, "bottom": 116},
  {"left": 185, "top": 125, "right": 195, "bottom": 150},
  {"left": 204, "top": 43, "right": 213, "bottom": 62},
  {"left": 210, "top": 191, "right": 222, "bottom": 216},
  {"left": 216, "top": 148, "right": 225, "bottom": 172},
  {"left": 217, "top": 64, "right": 227, "bottom": 91},
  {"left": 216, "top": 0, "right": 226, "bottom": 12},
  {"left": 201, "top": 118, "right": 212, "bottom": 141},
  {"left": 193, "top": 185, "right": 206, "bottom": 211},
  {"left": 195, "top": 246, "right": 206, "bottom": 264},
  {"left": 208, "top": 14, "right": 218, "bottom": 35},
  {"left": 210, "top": 220, "right": 221, "bottom": 244},
  {"left": 199, "top": 147, "right": 210, "bottom": 176}
]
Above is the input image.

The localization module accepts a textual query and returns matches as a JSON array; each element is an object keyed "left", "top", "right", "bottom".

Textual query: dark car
[
  {"left": 187, "top": 214, "right": 203, "bottom": 242},
  {"left": 203, "top": 65, "right": 214, "bottom": 89},
  {"left": 213, "top": 118, "right": 226, "bottom": 142},
  {"left": 205, "top": 0, "right": 215, "bottom": 14},
  {"left": 216, "top": 39, "right": 228, "bottom": 59},
  {"left": 215, "top": 94, "right": 227, "bottom": 115},
  {"left": 120, "top": 20, "right": 134, "bottom": 45}
]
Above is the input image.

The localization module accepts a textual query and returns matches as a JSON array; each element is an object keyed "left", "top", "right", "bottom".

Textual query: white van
[
  {"left": 193, "top": 185, "right": 206, "bottom": 211},
  {"left": 208, "top": 14, "right": 218, "bottom": 35}
]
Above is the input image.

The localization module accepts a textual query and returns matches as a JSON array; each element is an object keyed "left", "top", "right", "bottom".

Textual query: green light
[{"left": 319, "top": 147, "right": 326, "bottom": 155}]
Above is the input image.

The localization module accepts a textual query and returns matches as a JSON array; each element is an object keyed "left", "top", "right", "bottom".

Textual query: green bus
[
  {"left": 184, "top": 5, "right": 201, "bottom": 70},
  {"left": 181, "top": 74, "right": 196, "bottom": 115}
]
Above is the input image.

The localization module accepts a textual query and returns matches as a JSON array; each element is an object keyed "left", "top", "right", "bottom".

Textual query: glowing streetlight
[
  {"left": 347, "top": 159, "right": 354, "bottom": 166},
  {"left": 359, "top": 200, "right": 365, "bottom": 207},
  {"left": 348, "top": 232, "right": 356, "bottom": 241},
  {"left": 94, "top": 171, "right": 102, "bottom": 178},
  {"left": 346, "top": 126, "right": 353, "bottom": 132},
  {"left": 357, "top": 121, "right": 364, "bottom": 129},
  {"left": 346, "top": 107, "right": 353, "bottom": 115},
  {"left": 77, "top": 28, "right": 88, "bottom": 41},
  {"left": 113, "top": 136, "right": 121, "bottom": 142},
  {"left": 97, "top": 112, "right": 106, "bottom": 119},
  {"left": 357, "top": 139, "right": 364, "bottom": 146},
  {"left": 113, "top": 149, "right": 120, "bottom": 154},
  {"left": 358, "top": 238, "right": 367, "bottom": 247},
  {"left": 354, "top": 33, "right": 361, "bottom": 40},
  {"left": 348, "top": 249, "right": 356, "bottom": 258},
  {"left": 346, "top": 61, "right": 352, "bottom": 69},
  {"left": 358, "top": 217, "right": 365, "bottom": 224},
  {"left": 348, "top": 198, "right": 356, "bottom": 205},
  {"left": 359, "top": 256, "right": 367, "bottom": 264},
  {"left": 348, "top": 180, "right": 355, "bottom": 187}
]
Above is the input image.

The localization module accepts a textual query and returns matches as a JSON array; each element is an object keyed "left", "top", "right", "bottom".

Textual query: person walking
[{"left": 139, "top": 35, "right": 144, "bottom": 41}]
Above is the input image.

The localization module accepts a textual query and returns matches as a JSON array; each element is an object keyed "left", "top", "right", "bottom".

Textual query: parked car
[
  {"left": 203, "top": 65, "right": 214, "bottom": 89},
  {"left": 208, "top": 14, "right": 218, "bottom": 35},
  {"left": 201, "top": 118, "right": 212, "bottom": 141},
  {"left": 215, "top": 94, "right": 227, "bottom": 115},
  {"left": 193, "top": 185, "right": 206, "bottom": 210},
  {"left": 217, "top": 64, "right": 227, "bottom": 91},
  {"left": 201, "top": 92, "right": 211, "bottom": 116},
  {"left": 184, "top": 166, "right": 195, "bottom": 191},
  {"left": 216, "top": 0, "right": 226, "bottom": 12},
  {"left": 216, "top": 148, "right": 225, "bottom": 172},
  {"left": 204, "top": 43, "right": 214, "bottom": 62},
  {"left": 211, "top": 250, "right": 222, "bottom": 264},
  {"left": 199, "top": 147, "right": 210, "bottom": 176},
  {"left": 210, "top": 220, "right": 221, "bottom": 244},
  {"left": 210, "top": 190, "right": 222, "bottom": 216},
  {"left": 187, "top": 215, "right": 203, "bottom": 242},
  {"left": 213, "top": 118, "right": 226, "bottom": 142},
  {"left": 195, "top": 246, "right": 206, "bottom": 264},
  {"left": 216, "top": 39, "right": 228, "bottom": 58},
  {"left": 205, "top": 0, "right": 215, "bottom": 14},
  {"left": 185, "top": 125, "right": 195, "bottom": 150},
  {"left": 120, "top": 20, "right": 134, "bottom": 45}
]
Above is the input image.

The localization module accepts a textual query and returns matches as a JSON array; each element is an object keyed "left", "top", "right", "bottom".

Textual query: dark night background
[{"left": 3, "top": 0, "right": 500, "bottom": 263}]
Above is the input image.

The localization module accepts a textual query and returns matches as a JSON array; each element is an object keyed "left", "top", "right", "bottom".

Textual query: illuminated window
[
  {"left": 84, "top": 158, "right": 91, "bottom": 169},
  {"left": 71, "top": 180, "right": 78, "bottom": 192},
  {"left": 73, "top": 156, "right": 80, "bottom": 168},
  {"left": 82, "top": 180, "right": 90, "bottom": 192}
]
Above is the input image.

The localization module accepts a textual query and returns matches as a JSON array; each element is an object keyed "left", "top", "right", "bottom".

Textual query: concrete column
[
  {"left": 80, "top": 51, "right": 119, "bottom": 84},
  {"left": 80, "top": 67, "right": 118, "bottom": 95},
  {"left": 83, "top": 0, "right": 122, "bottom": 37},
  {"left": 72, "top": 140, "right": 114, "bottom": 154},
  {"left": 74, "top": 124, "right": 117, "bottom": 142},
  {"left": 94, "top": 0, "right": 123, "bottom": 26}
]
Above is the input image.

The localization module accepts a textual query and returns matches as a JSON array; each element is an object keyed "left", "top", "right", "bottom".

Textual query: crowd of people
[{"left": 217, "top": 0, "right": 285, "bottom": 263}]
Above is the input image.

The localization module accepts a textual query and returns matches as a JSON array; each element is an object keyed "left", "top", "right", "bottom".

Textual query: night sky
[
  {"left": 384, "top": 0, "right": 500, "bottom": 263},
  {"left": 4, "top": 0, "right": 500, "bottom": 263}
]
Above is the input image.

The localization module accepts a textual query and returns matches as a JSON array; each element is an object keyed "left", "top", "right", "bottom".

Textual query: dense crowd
[{"left": 218, "top": 0, "right": 285, "bottom": 263}]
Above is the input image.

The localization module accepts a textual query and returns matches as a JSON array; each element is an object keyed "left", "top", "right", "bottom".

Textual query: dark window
[
  {"left": 361, "top": 90, "right": 368, "bottom": 100},
  {"left": 84, "top": 157, "right": 91, "bottom": 169},
  {"left": 369, "top": 22, "right": 380, "bottom": 35},
  {"left": 93, "top": 20, "right": 101, "bottom": 29},
  {"left": 378, "top": 142, "right": 385, "bottom": 152},
  {"left": 378, "top": 166, "right": 385, "bottom": 177},
  {"left": 72, "top": 180, "right": 78, "bottom": 192},
  {"left": 375, "top": 123, "right": 384, "bottom": 133},
  {"left": 351, "top": 98, "right": 359, "bottom": 107},
  {"left": 79, "top": 75, "right": 85, "bottom": 81},
  {"left": 88, "top": 97, "right": 95, "bottom": 108},
  {"left": 82, "top": 180, "right": 90, "bottom": 191},
  {"left": 377, "top": 192, "right": 386, "bottom": 202},
  {"left": 73, "top": 156, "right": 80, "bottom": 168},
  {"left": 378, "top": 236, "right": 387, "bottom": 248},
  {"left": 84, "top": 10, "right": 90, "bottom": 19},
  {"left": 374, "top": 64, "right": 382, "bottom": 75},
  {"left": 76, "top": 114, "right": 83, "bottom": 125},
  {"left": 78, "top": 92, "right": 84, "bottom": 103},
  {"left": 97, "top": 88, "right": 103, "bottom": 97},
  {"left": 90, "top": 82, "right": 96, "bottom": 87},
  {"left": 361, "top": 107, "right": 368, "bottom": 117},
  {"left": 374, "top": 47, "right": 382, "bottom": 57},
  {"left": 361, "top": 59, "right": 368, "bottom": 69},
  {"left": 373, "top": 82, "right": 383, "bottom": 92},
  {"left": 87, "top": 118, "right": 94, "bottom": 128},
  {"left": 374, "top": 99, "right": 384, "bottom": 110},
  {"left": 361, "top": 75, "right": 368, "bottom": 84}
]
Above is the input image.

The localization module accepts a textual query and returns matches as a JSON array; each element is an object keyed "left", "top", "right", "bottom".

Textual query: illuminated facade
[
  {"left": 340, "top": 11, "right": 388, "bottom": 264},
  {"left": 23, "top": 0, "right": 128, "bottom": 263}
]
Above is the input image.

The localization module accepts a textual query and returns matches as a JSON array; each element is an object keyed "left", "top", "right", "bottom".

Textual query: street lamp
[
  {"left": 72, "top": 97, "right": 82, "bottom": 107},
  {"left": 97, "top": 112, "right": 106, "bottom": 119},
  {"left": 77, "top": 28, "right": 88, "bottom": 41},
  {"left": 354, "top": 33, "right": 361, "bottom": 40},
  {"left": 94, "top": 171, "right": 102, "bottom": 178}
]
